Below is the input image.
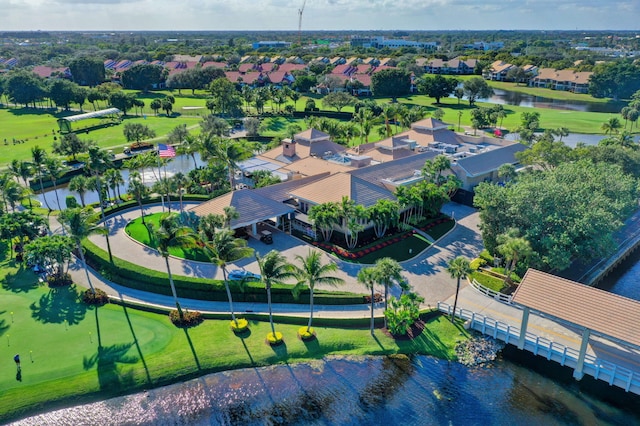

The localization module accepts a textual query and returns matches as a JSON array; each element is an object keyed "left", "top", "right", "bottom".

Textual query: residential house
[
  {"left": 485, "top": 60, "right": 514, "bottom": 81},
  {"left": 529, "top": 68, "right": 593, "bottom": 93},
  {"left": 32, "top": 65, "right": 72, "bottom": 79},
  {"left": 423, "top": 57, "right": 478, "bottom": 75}
]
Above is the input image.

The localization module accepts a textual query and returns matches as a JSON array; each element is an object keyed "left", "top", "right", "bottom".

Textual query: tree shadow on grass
[
  {"left": 83, "top": 306, "right": 138, "bottom": 391},
  {"left": 2, "top": 265, "right": 40, "bottom": 293},
  {"left": 121, "top": 303, "right": 152, "bottom": 384},
  {"left": 83, "top": 342, "right": 138, "bottom": 391},
  {"left": 182, "top": 328, "right": 201, "bottom": 370},
  {"left": 268, "top": 341, "right": 289, "bottom": 360},
  {"left": 29, "top": 284, "right": 87, "bottom": 324},
  {"left": 0, "top": 316, "right": 9, "bottom": 337},
  {"left": 235, "top": 330, "right": 255, "bottom": 366}
]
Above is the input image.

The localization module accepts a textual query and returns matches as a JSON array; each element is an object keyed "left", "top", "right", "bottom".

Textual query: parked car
[
  {"left": 228, "top": 269, "right": 261, "bottom": 281},
  {"left": 260, "top": 230, "right": 273, "bottom": 244}
]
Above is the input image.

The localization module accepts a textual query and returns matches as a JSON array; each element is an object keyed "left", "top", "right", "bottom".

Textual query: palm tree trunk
[
  {"left": 267, "top": 285, "right": 276, "bottom": 335},
  {"left": 306, "top": 286, "right": 314, "bottom": 333},
  {"left": 79, "top": 192, "right": 86, "bottom": 208},
  {"left": 384, "top": 283, "right": 389, "bottom": 328},
  {"left": 38, "top": 174, "right": 52, "bottom": 211},
  {"left": 94, "top": 174, "right": 113, "bottom": 264},
  {"left": 451, "top": 277, "right": 461, "bottom": 323},
  {"left": 78, "top": 242, "right": 95, "bottom": 294},
  {"left": 52, "top": 180, "right": 62, "bottom": 212},
  {"left": 222, "top": 268, "right": 237, "bottom": 325},
  {"left": 138, "top": 200, "right": 146, "bottom": 225},
  {"left": 370, "top": 285, "right": 375, "bottom": 335},
  {"left": 164, "top": 256, "right": 183, "bottom": 318}
]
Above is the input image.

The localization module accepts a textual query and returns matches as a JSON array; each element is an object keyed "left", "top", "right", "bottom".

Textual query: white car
[{"left": 227, "top": 269, "right": 261, "bottom": 281}]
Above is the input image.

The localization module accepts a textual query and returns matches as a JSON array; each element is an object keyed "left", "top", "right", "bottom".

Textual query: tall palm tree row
[{"left": 292, "top": 249, "right": 344, "bottom": 337}]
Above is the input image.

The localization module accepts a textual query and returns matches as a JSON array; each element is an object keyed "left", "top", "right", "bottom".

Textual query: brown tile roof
[
  {"left": 512, "top": 269, "right": 640, "bottom": 348},
  {"left": 189, "top": 190, "right": 294, "bottom": 229},
  {"left": 253, "top": 172, "right": 331, "bottom": 202},
  {"left": 201, "top": 61, "right": 227, "bottom": 69},
  {"left": 260, "top": 138, "right": 346, "bottom": 164},
  {"left": 533, "top": 68, "right": 593, "bottom": 85},
  {"left": 349, "top": 151, "right": 438, "bottom": 188},
  {"left": 278, "top": 157, "right": 353, "bottom": 177},
  {"left": 290, "top": 172, "right": 394, "bottom": 207},
  {"left": 278, "top": 63, "right": 306, "bottom": 73}
]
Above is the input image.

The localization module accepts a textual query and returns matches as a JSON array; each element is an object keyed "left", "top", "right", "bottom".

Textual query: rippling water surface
[{"left": 11, "top": 354, "right": 639, "bottom": 426}]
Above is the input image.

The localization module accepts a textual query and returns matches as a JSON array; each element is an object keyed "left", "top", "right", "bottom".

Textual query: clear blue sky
[{"left": 3, "top": 0, "right": 639, "bottom": 31}]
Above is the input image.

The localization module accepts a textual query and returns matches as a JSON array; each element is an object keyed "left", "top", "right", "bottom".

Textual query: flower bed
[{"left": 312, "top": 230, "right": 419, "bottom": 261}]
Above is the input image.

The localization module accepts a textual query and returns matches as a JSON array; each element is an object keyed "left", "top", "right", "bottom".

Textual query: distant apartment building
[
  {"left": 529, "top": 68, "right": 593, "bottom": 94},
  {"left": 252, "top": 41, "right": 292, "bottom": 49},
  {"left": 419, "top": 57, "right": 478, "bottom": 75},
  {"left": 350, "top": 36, "right": 438, "bottom": 50}
]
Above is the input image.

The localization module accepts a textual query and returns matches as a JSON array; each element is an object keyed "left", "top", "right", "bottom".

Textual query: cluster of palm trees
[
  {"left": 305, "top": 103, "right": 430, "bottom": 147},
  {"left": 144, "top": 208, "right": 344, "bottom": 339}
]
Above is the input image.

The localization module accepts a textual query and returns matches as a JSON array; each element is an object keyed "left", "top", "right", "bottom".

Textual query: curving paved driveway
[{"left": 50, "top": 201, "right": 484, "bottom": 314}]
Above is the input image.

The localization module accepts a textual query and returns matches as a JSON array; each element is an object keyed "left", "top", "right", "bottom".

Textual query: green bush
[
  {"left": 469, "top": 258, "right": 486, "bottom": 270},
  {"left": 479, "top": 249, "right": 494, "bottom": 264},
  {"left": 65, "top": 195, "right": 79, "bottom": 209}
]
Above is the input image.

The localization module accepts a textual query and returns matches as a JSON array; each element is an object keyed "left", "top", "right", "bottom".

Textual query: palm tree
[
  {"left": 200, "top": 137, "right": 251, "bottom": 190},
  {"left": 58, "top": 207, "right": 106, "bottom": 294},
  {"left": 256, "top": 250, "right": 295, "bottom": 340},
  {"left": 374, "top": 257, "right": 403, "bottom": 327},
  {"left": 105, "top": 168, "right": 124, "bottom": 203},
  {"left": 150, "top": 213, "right": 197, "bottom": 318},
  {"left": 30, "top": 146, "right": 52, "bottom": 211},
  {"left": 292, "top": 249, "right": 344, "bottom": 335},
  {"left": 203, "top": 228, "right": 254, "bottom": 326},
  {"left": 69, "top": 175, "right": 90, "bottom": 207},
  {"left": 357, "top": 266, "right": 378, "bottom": 335},
  {"left": 128, "top": 174, "right": 150, "bottom": 225},
  {"left": 601, "top": 117, "right": 622, "bottom": 135},
  {"left": 172, "top": 172, "right": 189, "bottom": 212},
  {"left": 9, "top": 160, "right": 33, "bottom": 209},
  {"left": 177, "top": 133, "right": 202, "bottom": 170},
  {"left": 447, "top": 256, "right": 472, "bottom": 323},
  {"left": 2, "top": 178, "right": 28, "bottom": 212},
  {"left": 44, "top": 157, "right": 64, "bottom": 211},
  {"left": 87, "top": 146, "right": 114, "bottom": 263},
  {"left": 497, "top": 230, "right": 533, "bottom": 285}
]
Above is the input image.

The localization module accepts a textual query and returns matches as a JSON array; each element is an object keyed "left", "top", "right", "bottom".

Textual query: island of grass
[{"left": 0, "top": 250, "right": 470, "bottom": 423}]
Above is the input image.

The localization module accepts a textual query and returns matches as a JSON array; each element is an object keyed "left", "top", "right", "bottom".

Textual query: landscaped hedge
[{"left": 82, "top": 238, "right": 365, "bottom": 305}]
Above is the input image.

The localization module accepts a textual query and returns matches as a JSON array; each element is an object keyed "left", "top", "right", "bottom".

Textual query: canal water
[
  {"left": 482, "top": 88, "right": 627, "bottom": 114},
  {"left": 10, "top": 353, "right": 640, "bottom": 425}
]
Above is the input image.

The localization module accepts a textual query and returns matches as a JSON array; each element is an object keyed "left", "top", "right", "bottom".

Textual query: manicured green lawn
[
  {"left": 470, "top": 271, "right": 507, "bottom": 292},
  {"left": 0, "top": 107, "right": 201, "bottom": 166},
  {"left": 124, "top": 212, "right": 210, "bottom": 262},
  {"left": 0, "top": 249, "right": 469, "bottom": 422}
]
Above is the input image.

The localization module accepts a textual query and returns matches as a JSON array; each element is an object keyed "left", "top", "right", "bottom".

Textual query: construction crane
[{"left": 298, "top": 0, "right": 307, "bottom": 45}]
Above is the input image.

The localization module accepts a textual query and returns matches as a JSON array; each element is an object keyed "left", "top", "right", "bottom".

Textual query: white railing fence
[
  {"left": 470, "top": 279, "right": 513, "bottom": 304},
  {"left": 438, "top": 301, "right": 640, "bottom": 394}
]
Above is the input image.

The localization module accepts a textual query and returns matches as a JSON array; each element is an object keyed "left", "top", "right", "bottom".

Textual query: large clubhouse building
[{"left": 191, "top": 118, "right": 526, "bottom": 236}]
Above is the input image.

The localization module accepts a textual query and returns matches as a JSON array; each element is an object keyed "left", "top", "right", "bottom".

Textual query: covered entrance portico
[{"left": 189, "top": 190, "right": 295, "bottom": 237}]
